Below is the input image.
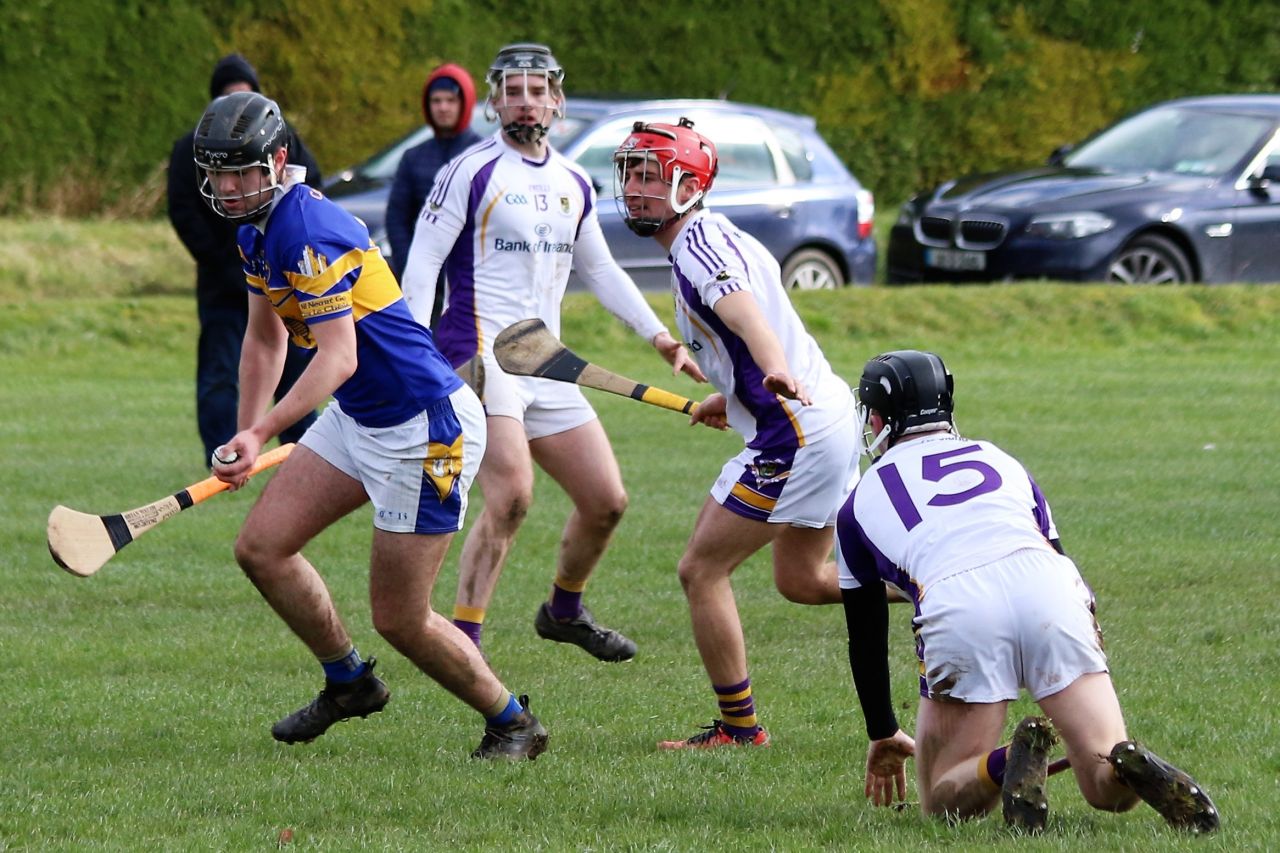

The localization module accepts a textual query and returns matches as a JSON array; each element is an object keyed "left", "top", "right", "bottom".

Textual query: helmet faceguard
[
  {"left": 192, "top": 91, "right": 287, "bottom": 223},
  {"left": 613, "top": 117, "right": 718, "bottom": 237},
  {"left": 856, "top": 350, "right": 956, "bottom": 459},
  {"left": 485, "top": 43, "right": 565, "bottom": 146}
]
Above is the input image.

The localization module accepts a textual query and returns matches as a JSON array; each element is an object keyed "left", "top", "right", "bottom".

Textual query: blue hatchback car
[
  {"left": 325, "top": 97, "right": 876, "bottom": 289},
  {"left": 889, "top": 95, "right": 1280, "bottom": 284}
]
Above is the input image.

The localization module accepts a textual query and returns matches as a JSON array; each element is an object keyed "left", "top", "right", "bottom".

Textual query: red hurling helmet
[{"left": 613, "top": 117, "right": 718, "bottom": 236}]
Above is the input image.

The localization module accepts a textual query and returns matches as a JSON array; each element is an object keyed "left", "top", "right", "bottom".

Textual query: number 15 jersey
[{"left": 835, "top": 433, "right": 1059, "bottom": 604}]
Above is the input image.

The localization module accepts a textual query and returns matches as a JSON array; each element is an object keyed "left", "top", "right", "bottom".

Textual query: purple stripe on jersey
[
  {"left": 436, "top": 160, "right": 501, "bottom": 366},
  {"left": 567, "top": 168, "right": 593, "bottom": 240},
  {"left": 673, "top": 266, "right": 795, "bottom": 449},
  {"left": 686, "top": 221, "right": 726, "bottom": 276},
  {"left": 698, "top": 219, "right": 754, "bottom": 285},
  {"left": 673, "top": 266, "right": 796, "bottom": 449},
  {"left": 428, "top": 140, "right": 498, "bottom": 209},
  {"left": 1028, "top": 474, "right": 1053, "bottom": 540},
  {"left": 836, "top": 489, "right": 917, "bottom": 599},
  {"left": 876, "top": 463, "right": 923, "bottom": 531}
]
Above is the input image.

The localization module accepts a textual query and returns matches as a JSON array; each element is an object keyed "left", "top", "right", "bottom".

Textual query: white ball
[{"left": 212, "top": 447, "right": 239, "bottom": 466}]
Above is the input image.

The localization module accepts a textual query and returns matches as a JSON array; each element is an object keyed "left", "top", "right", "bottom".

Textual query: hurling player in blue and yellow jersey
[{"left": 193, "top": 91, "right": 546, "bottom": 760}]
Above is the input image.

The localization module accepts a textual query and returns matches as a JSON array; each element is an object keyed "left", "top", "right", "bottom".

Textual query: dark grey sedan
[
  {"left": 326, "top": 96, "right": 876, "bottom": 289},
  {"left": 888, "top": 95, "right": 1280, "bottom": 284}
]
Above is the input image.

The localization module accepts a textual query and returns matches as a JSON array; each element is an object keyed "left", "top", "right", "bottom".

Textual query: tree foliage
[{"left": 2, "top": 0, "right": 1277, "bottom": 216}]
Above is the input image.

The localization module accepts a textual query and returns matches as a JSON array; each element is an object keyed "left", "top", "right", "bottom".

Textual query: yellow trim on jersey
[
  {"left": 245, "top": 273, "right": 268, "bottom": 294},
  {"left": 478, "top": 187, "right": 506, "bottom": 262},
  {"left": 350, "top": 253, "right": 403, "bottom": 320},
  {"left": 681, "top": 306, "right": 722, "bottom": 358},
  {"left": 730, "top": 482, "right": 777, "bottom": 512},
  {"left": 453, "top": 605, "right": 486, "bottom": 623},
  {"left": 779, "top": 397, "right": 807, "bottom": 448},
  {"left": 283, "top": 246, "right": 365, "bottom": 296}
]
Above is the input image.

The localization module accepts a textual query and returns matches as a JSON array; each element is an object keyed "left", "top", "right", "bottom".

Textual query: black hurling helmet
[
  {"left": 486, "top": 42, "right": 565, "bottom": 145},
  {"left": 192, "top": 91, "right": 287, "bottom": 223},
  {"left": 857, "top": 350, "right": 955, "bottom": 457}
]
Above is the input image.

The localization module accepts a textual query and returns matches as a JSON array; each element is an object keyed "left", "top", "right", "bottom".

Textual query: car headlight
[
  {"left": 895, "top": 204, "right": 917, "bottom": 227},
  {"left": 1025, "top": 212, "right": 1115, "bottom": 239}
]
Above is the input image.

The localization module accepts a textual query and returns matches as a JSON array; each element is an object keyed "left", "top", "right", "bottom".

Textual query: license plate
[{"left": 925, "top": 248, "right": 986, "bottom": 271}]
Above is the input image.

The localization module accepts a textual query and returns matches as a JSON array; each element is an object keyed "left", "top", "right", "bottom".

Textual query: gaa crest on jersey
[
  {"left": 424, "top": 434, "right": 465, "bottom": 502},
  {"left": 749, "top": 457, "right": 791, "bottom": 487},
  {"left": 558, "top": 194, "right": 572, "bottom": 215}
]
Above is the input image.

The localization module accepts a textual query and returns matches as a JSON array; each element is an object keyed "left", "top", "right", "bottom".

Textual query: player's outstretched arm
[{"left": 866, "top": 730, "right": 915, "bottom": 807}]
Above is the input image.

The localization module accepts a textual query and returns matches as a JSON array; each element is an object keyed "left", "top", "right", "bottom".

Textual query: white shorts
[
  {"left": 710, "top": 421, "right": 861, "bottom": 528},
  {"left": 914, "top": 549, "right": 1108, "bottom": 702},
  {"left": 481, "top": 356, "right": 597, "bottom": 439},
  {"left": 299, "top": 385, "right": 486, "bottom": 534}
]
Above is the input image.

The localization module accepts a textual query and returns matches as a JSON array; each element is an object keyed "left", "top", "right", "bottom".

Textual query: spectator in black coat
[
  {"left": 385, "top": 62, "right": 481, "bottom": 324},
  {"left": 167, "top": 53, "right": 321, "bottom": 467}
]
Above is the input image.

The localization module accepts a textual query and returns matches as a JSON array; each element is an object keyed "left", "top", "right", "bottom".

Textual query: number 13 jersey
[{"left": 835, "top": 433, "right": 1060, "bottom": 603}]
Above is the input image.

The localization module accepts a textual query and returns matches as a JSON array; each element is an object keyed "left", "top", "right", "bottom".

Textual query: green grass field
[{"left": 2, "top": 220, "right": 1278, "bottom": 850}]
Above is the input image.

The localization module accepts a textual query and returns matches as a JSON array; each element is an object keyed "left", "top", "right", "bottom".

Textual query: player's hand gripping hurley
[
  {"left": 494, "top": 319, "right": 699, "bottom": 415},
  {"left": 47, "top": 443, "right": 295, "bottom": 577}
]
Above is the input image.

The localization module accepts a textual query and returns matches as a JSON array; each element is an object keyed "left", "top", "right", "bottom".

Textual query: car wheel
[
  {"left": 782, "top": 249, "right": 844, "bottom": 290},
  {"left": 1107, "top": 234, "right": 1192, "bottom": 284}
]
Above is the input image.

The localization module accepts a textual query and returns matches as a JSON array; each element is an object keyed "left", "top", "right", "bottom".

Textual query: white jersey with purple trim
[
  {"left": 835, "top": 433, "right": 1060, "bottom": 601},
  {"left": 669, "top": 209, "right": 853, "bottom": 449},
  {"left": 400, "top": 132, "right": 666, "bottom": 368}
]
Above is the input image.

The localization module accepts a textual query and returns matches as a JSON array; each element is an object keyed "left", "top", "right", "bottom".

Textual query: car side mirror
[
  {"left": 1248, "top": 163, "right": 1280, "bottom": 193},
  {"left": 1047, "top": 144, "right": 1074, "bottom": 167}
]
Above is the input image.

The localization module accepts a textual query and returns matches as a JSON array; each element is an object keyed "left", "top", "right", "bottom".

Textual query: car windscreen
[
  {"left": 345, "top": 112, "right": 595, "bottom": 183},
  {"left": 570, "top": 112, "right": 779, "bottom": 190},
  {"left": 1064, "top": 106, "right": 1274, "bottom": 177}
]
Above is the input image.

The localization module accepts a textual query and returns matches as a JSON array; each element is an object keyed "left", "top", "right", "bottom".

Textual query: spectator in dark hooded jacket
[
  {"left": 385, "top": 62, "right": 481, "bottom": 324},
  {"left": 167, "top": 53, "right": 321, "bottom": 467}
]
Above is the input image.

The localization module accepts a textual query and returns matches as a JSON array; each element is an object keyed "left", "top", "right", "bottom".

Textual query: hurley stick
[
  {"left": 494, "top": 319, "right": 698, "bottom": 415},
  {"left": 47, "top": 443, "right": 294, "bottom": 577}
]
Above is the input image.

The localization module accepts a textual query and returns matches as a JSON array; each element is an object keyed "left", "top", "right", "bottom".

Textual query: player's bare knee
[
  {"left": 774, "top": 573, "right": 810, "bottom": 603},
  {"left": 371, "top": 605, "right": 425, "bottom": 650},
  {"left": 582, "top": 489, "right": 627, "bottom": 532},
  {"left": 773, "top": 568, "right": 826, "bottom": 604},
  {"left": 489, "top": 491, "right": 531, "bottom": 531},
  {"left": 233, "top": 531, "right": 274, "bottom": 577},
  {"left": 675, "top": 554, "right": 721, "bottom": 591},
  {"left": 922, "top": 785, "right": 994, "bottom": 823}
]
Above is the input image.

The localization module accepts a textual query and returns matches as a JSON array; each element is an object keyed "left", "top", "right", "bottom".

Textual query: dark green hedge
[{"left": 3, "top": 0, "right": 1277, "bottom": 216}]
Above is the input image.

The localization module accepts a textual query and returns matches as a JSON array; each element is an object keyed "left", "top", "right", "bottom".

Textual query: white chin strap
[
  {"left": 863, "top": 423, "right": 892, "bottom": 458},
  {"left": 669, "top": 166, "right": 703, "bottom": 215}
]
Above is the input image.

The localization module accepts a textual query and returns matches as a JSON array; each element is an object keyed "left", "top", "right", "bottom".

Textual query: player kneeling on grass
[
  {"left": 193, "top": 91, "right": 546, "bottom": 760},
  {"left": 613, "top": 119, "right": 861, "bottom": 749},
  {"left": 837, "top": 350, "right": 1218, "bottom": 832}
]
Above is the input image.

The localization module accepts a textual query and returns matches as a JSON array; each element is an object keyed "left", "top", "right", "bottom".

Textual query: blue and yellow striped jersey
[{"left": 237, "top": 183, "right": 461, "bottom": 427}]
